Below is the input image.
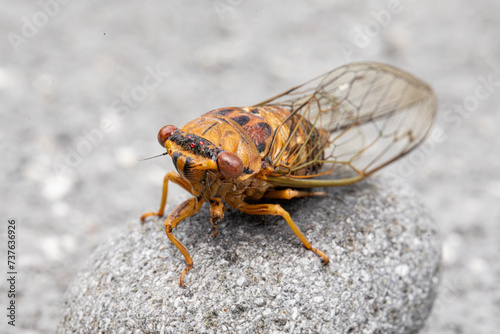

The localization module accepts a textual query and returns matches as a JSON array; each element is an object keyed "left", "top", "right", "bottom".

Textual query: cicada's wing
[{"left": 254, "top": 62, "right": 437, "bottom": 187}]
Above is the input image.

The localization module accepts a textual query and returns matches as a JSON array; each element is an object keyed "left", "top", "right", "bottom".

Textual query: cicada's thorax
[
  {"left": 207, "top": 106, "right": 325, "bottom": 176},
  {"left": 170, "top": 106, "right": 325, "bottom": 208}
]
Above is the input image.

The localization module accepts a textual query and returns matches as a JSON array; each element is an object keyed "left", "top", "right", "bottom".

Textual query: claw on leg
[{"left": 140, "top": 211, "right": 163, "bottom": 223}]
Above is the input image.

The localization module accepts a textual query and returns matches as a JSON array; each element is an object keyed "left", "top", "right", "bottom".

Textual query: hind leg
[{"left": 262, "top": 188, "right": 327, "bottom": 200}]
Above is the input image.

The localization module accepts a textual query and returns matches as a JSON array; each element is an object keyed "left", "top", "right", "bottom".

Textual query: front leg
[
  {"left": 238, "top": 202, "right": 329, "bottom": 265},
  {"left": 141, "top": 171, "right": 194, "bottom": 223},
  {"left": 209, "top": 199, "right": 225, "bottom": 237},
  {"left": 164, "top": 196, "right": 205, "bottom": 287}
]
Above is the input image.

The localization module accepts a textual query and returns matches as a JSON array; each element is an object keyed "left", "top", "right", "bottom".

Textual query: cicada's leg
[
  {"left": 164, "top": 196, "right": 204, "bottom": 287},
  {"left": 209, "top": 199, "right": 225, "bottom": 238},
  {"left": 238, "top": 202, "right": 329, "bottom": 265},
  {"left": 140, "top": 171, "right": 193, "bottom": 223},
  {"left": 263, "top": 188, "right": 327, "bottom": 200}
]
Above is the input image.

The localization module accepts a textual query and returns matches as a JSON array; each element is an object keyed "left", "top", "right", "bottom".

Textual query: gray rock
[{"left": 58, "top": 176, "right": 440, "bottom": 333}]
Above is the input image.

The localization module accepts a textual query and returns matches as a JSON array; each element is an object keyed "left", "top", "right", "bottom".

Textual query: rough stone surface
[
  {"left": 3, "top": 1, "right": 499, "bottom": 333},
  {"left": 58, "top": 176, "right": 440, "bottom": 333}
]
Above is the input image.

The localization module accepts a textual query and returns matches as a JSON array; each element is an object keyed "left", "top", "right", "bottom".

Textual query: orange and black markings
[
  {"left": 216, "top": 107, "right": 274, "bottom": 154},
  {"left": 169, "top": 129, "right": 220, "bottom": 160},
  {"left": 141, "top": 62, "right": 437, "bottom": 287}
]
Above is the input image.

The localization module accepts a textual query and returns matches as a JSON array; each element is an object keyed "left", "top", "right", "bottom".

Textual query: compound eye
[
  {"left": 157, "top": 125, "right": 177, "bottom": 147},
  {"left": 217, "top": 151, "right": 244, "bottom": 178}
]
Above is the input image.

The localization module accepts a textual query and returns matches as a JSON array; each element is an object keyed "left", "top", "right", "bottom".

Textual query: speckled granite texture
[
  {"left": 2, "top": 1, "right": 499, "bottom": 333},
  {"left": 58, "top": 177, "right": 440, "bottom": 333}
]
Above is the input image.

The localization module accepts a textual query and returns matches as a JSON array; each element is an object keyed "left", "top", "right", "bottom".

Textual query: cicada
[{"left": 141, "top": 62, "right": 437, "bottom": 287}]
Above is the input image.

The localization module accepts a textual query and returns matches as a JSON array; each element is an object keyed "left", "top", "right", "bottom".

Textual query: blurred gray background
[{"left": 1, "top": 0, "right": 499, "bottom": 333}]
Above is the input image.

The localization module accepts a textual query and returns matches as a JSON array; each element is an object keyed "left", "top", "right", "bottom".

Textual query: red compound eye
[
  {"left": 200, "top": 141, "right": 204, "bottom": 145},
  {"left": 190, "top": 143, "right": 195, "bottom": 148},
  {"left": 217, "top": 151, "right": 244, "bottom": 178},
  {"left": 157, "top": 125, "right": 177, "bottom": 147}
]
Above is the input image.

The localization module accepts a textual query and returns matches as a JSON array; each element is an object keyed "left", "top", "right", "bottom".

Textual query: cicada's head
[{"left": 157, "top": 125, "right": 244, "bottom": 185}]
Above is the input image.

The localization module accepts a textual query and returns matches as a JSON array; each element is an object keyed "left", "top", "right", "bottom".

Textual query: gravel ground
[
  {"left": 1, "top": 0, "right": 499, "bottom": 333},
  {"left": 58, "top": 176, "right": 440, "bottom": 333}
]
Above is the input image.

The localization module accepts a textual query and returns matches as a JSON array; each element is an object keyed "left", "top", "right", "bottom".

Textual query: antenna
[{"left": 138, "top": 152, "right": 168, "bottom": 161}]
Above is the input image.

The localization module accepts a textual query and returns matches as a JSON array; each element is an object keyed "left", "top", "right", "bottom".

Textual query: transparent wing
[{"left": 254, "top": 62, "right": 437, "bottom": 187}]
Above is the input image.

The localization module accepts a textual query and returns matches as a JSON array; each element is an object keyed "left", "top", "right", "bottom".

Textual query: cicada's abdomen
[{"left": 254, "top": 106, "right": 327, "bottom": 176}]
